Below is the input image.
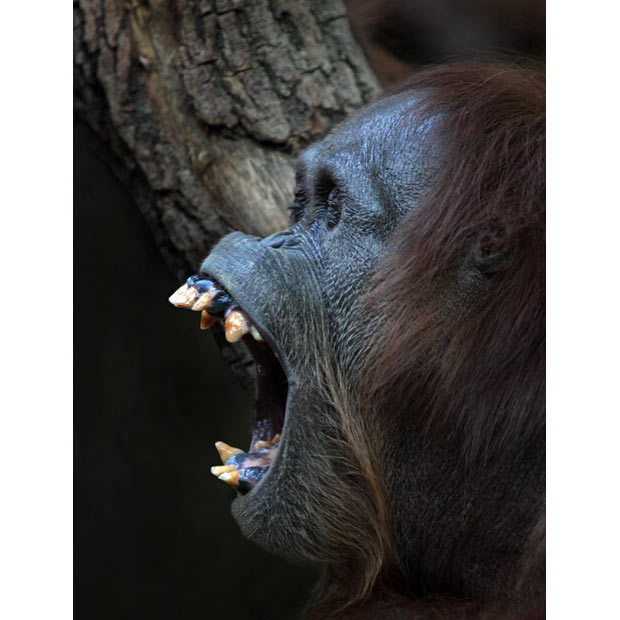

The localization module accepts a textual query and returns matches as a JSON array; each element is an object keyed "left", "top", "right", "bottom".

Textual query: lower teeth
[{"left": 211, "top": 435, "right": 281, "bottom": 492}]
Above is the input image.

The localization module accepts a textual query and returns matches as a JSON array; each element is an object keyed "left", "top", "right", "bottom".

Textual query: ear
[{"left": 470, "top": 228, "right": 516, "bottom": 277}]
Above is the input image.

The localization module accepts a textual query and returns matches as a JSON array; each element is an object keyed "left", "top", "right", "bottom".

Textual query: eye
[{"left": 288, "top": 202, "right": 304, "bottom": 224}]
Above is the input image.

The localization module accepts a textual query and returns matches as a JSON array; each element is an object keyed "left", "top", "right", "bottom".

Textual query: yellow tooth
[
  {"left": 215, "top": 441, "right": 243, "bottom": 464},
  {"left": 168, "top": 283, "right": 189, "bottom": 307},
  {"left": 253, "top": 440, "right": 272, "bottom": 451},
  {"left": 183, "top": 286, "right": 198, "bottom": 305},
  {"left": 218, "top": 470, "right": 241, "bottom": 487},
  {"left": 271, "top": 434, "right": 281, "bottom": 445},
  {"left": 225, "top": 310, "right": 250, "bottom": 343},
  {"left": 250, "top": 325, "right": 264, "bottom": 341},
  {"left": 211, "top": 464, "right": 237, "bottom": 477},
  {"left": 192, "top": 292, "right": 212, "bottom": 311},
  {"left": 168, "top": 283, "right": 198, "bottom": 308},
  {"left": 200, "top": 310, "right": 217, "bottom": 330}
]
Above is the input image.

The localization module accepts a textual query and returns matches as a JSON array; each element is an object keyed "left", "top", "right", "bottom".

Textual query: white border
[
  {"left": 0, "top": 3, "right": 73, "bottom": 618},
  {"left": 547, "top": 0, "right": 620, "bottom": 617}
]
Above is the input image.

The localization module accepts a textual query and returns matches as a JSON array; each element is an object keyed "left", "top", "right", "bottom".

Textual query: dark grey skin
[
  {"left": 202, "top": 90, "right": 437, "bottom": 543},
  {"left": 200, "top": 91, "right": 542, "bottom": 605}
]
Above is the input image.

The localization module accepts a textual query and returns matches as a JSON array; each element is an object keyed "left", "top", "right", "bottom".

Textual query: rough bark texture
[{"left": 74, "top": 0, "right": 379, "bottom": 390}]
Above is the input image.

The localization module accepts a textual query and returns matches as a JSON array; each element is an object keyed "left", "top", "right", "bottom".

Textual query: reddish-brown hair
[
  {"left": 364, "top": 61, "right": 545, "bottom": 462},
  {"left": 309, "top": 61, "right": 545, "bottom": 618}
]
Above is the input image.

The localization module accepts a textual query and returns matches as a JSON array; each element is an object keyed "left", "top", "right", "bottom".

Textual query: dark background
[{"left": 75, "top": 127, "right": 317, "bottom": 620}]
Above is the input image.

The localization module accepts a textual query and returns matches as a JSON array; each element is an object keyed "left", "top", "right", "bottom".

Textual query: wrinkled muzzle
[{"left": 168, "top": 231, "right": 323, "bottom": 497}]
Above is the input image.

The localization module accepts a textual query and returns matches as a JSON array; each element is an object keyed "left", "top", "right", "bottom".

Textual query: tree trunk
[{"left": 74, "top": 0, "right": 379, "bottom": 390}]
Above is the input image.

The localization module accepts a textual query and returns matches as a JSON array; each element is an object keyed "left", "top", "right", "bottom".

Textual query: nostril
[
  {"left": 262, "top": 231, "right": 289, "bottom": 249},
  {"left": 262, "top": 230, "right": 300, "bottom": 249}
]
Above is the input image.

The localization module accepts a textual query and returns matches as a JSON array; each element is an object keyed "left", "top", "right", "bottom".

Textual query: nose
[{"left": 261, "top": 230, "right": 301, "bottom": 249}]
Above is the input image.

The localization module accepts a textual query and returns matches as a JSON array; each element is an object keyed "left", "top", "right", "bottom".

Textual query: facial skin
[
  {"left": 204, "top": 90, "right": 442, "bottom": 385},
  {"left": 198, "top": 91, "right": 442, "bottom": 560}
]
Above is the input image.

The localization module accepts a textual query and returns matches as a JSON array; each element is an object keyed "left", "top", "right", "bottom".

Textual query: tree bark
[{"left": 74, "top": 0, "right": 379, "bottom": 390}]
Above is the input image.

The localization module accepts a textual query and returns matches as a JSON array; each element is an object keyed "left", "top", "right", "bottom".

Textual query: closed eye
[
  {"left": 288, "top": 202, "right": 304, "bottom": 224},
  {"left": 314, "top": 170, "right": 341, "bottom": 230},
  {"left": 324, "top": 187, "right": 342, "bottom": 229}
]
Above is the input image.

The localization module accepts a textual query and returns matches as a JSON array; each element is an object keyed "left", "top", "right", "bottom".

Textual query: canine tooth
[
  {"left": 211, "top": 464, "right": 237, "bottom": 476},
  {"left": 218, "top": 470, "right": 241, "bottom": 487},
  {"left": 253, "top": 440, "right": 271, "bottom": 451},
  {"left": 271, "top": 434, "right": 281, "bottom": 444},
  {"left": 192, "top": 292, "right": 212, "bottom": 311},
  {"left": 215, "top": 441, "right": 244, "bottom": 464},
  {"left": 250, "top": 325, "right": 264, "bottom": 341},
  {"left": 225, "top": 310, "right": 250, "bottom": 343},
  {"left": 200, "top": 310, "right": 217, "bottom": 330}
]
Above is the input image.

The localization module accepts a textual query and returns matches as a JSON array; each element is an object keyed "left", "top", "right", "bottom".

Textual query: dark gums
[
  {"left": 207, "top": 292, "right": 235, "bottom": 319},
  {"left": 186, "top": 274, "right": 215, "bottom": 293}
]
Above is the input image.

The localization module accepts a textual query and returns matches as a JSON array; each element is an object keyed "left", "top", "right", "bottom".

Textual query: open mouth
[{"left": 169, "top": 274, "right": 288, "bottom": 495}]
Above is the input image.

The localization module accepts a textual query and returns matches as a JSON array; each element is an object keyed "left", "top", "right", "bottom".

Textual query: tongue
[
  {"left": 211, "top": 438, "right": 280, "bottom": 494},
  {"left": 224, "top": 445, "right": 279, "bottom": 470},
  {"left": 236, "top": 467, "right": 268, "bottom": 495}
]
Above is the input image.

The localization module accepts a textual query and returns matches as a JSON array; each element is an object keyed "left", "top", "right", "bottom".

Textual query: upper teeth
[
  {"left": 169, "top": 277, "right": 265, "bottom": 342},
  {"left": 224, "top": 310, "right": 250, "bottom": 343},
  {"left": 249, "top": 325, "right": 264, "bottom": 342},
  {"left": 191, "top": 292, "right": 212, "bottom": 311},
  {"left": 200, "top": 310, "right": 216, "bottom": 331},
  {"left": 168, "top": 283, "right": 198, "bottom": 308}
]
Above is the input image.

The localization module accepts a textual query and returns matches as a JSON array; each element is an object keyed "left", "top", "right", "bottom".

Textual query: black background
[{"left": 75, "top": 127, "right": 317, "bottom": 619}]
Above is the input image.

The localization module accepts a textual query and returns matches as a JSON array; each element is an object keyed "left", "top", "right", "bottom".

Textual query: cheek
[
  {"left": 294, "top": 214, "right": 387, "bottom": 361},
  {"left": 342, "top": 206, "right": 397, "bottom": 241},
  {"left": 318, "top": 233, "right": 384, "bottom": 361}
]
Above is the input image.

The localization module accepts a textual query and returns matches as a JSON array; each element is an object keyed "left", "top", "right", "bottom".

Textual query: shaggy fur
[{"left": 307, "top": 63, "right": 545, "bottom": 618}]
